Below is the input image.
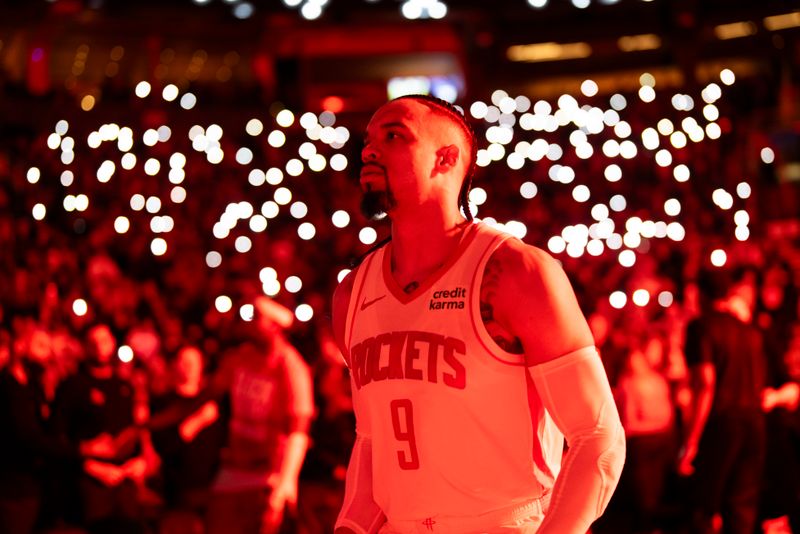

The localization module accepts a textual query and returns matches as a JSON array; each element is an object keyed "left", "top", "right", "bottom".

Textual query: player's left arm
[{"left": 487, "top": 241, "right": 625, "bottom": 533}]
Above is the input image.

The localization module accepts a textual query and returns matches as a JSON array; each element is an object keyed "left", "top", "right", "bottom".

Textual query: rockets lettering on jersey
[{"left": 349, "top": 330, "right": 466, "bottom": 391}]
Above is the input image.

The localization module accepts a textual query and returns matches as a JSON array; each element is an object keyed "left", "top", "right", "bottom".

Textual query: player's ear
[{"left": 433, "top": 145, "right": 460, "bottom": 175}]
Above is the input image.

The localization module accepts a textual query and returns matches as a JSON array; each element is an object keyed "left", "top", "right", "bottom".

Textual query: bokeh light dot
[
  {"left": 276, "top": 109, "right": 295, "bottom": 128},
  {"left": 262, "top": 201, "right": 279, "bottom": 218},
  {"left": 736, "top": 182, "right": 751, "bottom": 199},
  {"left": 547, "top": 236, "right": 566, "bottom": 254},
  {"left": 162, "top": 84, "right": 179, "bottom": 102},
  {"left": 170, "top": 186, "right": 187, "bottom": 204},
  {"left": 735, "top": 226, "right": 750, "bottom": 241},
  {"left": 239, "top": 304, "right": 254, "bottom": 322},
  {"left": 268, "top": 130, "right": 286, "bottom": 148},
  {"left": 673, "top": 164, "right": 691, "bottom": 182},
  {"left": 32, "top": 203, "right": 46, "bottom": 220},
  {"left": 609, "top": 291, "right": 627, "bottom": 309},
  {"left": 285, "top": 276, "right": 302, "bottom": 293},
  {"left": 72, "top": 298, "right": 88, "bottom": 317},
  {"left": 180, "top": 93, "right": 197, "bottom": 110},
  {"left": 298, "top": 222, "right": 316, "bottom": 240},
  {"left": 632, "top": 289, "right": 650, "bottom": 307},
  {"left": 330, "top": 154, "right": 348, "bottom": 171},
  {"left": 664, "top": 198, "right": 681, "bottom": 216},
  {"left": 114, "top": 216, "right": 130, "bottom": 233},
  {"left": 206, "top": 251, "right": 222, "bottom": 268},
  {"left": 246, "top": 118, "right": 264, "bottom": 136},
  {"left": 359, "top": 227, "right": 377, "bottom": 245},
  {"left": 618, "top": 249, "right": 636, "bottom": 267},
  {"left": 332, "top": 210, "right": 350, "bottom": 228},
  {"left": 274, "top": 187, "right": 292, "bottom": 205},
  {"left": 235, "top": 147, "right": 254, "bottom": 165},
  {"left": 520, "top": 182, "right": 538, "bottom": 199},
  {"left": 234, "top": 236, "right": 252, "bottom": 253},
  {"left": 118, "top": 346, "right": 134, "bottom": 363},
  {"left": 151, "top": 238, "right": 167, "bottom": 256},
  {"left": 295, "top": 304, "right": 313, "bottom": 322},
  {"left": 249, "top": 215, "right": 268, "bottom": 232},
  {"left": 286, "top": 159, "right": 304, "bottom": 176},
  {"left": 145, "top": 196, "right": 161, "bottom": 213},
  {"left": 135, "top": 81, "right": 151, "bottom": 98}
]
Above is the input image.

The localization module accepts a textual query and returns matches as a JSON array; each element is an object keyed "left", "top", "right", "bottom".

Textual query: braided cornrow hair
[{"left": 349, "top": 94, "right": 478, "bottom": 268}]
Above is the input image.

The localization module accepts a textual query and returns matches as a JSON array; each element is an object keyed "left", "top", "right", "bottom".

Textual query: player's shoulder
[
  {"left": 489, "top": 236, "right": 563, "bottom": 282},
  {"left": 332, "top": 266, "right": 359, "bottom": 316},
  {"left": 331, "top": 265, "right": 361, "bottom": 362},
  {"left": 334, "top": 267, "right": 357, "bottom": 299}
]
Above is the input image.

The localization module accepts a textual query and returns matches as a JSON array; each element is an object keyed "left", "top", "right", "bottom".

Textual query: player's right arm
[{"left": 332, "top": 270, "right": 387, "bottom": 534}]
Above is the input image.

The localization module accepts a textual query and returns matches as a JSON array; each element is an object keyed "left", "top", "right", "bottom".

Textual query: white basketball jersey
[{"left": 344, "top": 222, "right": 563, "bottom": 522}]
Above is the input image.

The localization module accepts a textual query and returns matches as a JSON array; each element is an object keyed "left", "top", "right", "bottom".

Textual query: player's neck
[{"left": 389, "top": 207, "right": 468, "bottom": 285}]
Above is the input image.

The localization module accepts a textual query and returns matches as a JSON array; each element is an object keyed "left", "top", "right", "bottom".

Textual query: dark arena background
[{"left": 2, "top": 1, "right": 800, "bottom": 533}]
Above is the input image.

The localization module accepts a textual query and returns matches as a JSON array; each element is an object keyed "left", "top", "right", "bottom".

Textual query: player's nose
[{"left": 361, "top": 143, "right": 378, "bottom": 163}]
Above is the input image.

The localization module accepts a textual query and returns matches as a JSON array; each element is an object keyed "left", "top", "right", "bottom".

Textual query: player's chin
[{"left": 360, "top": 190, "right": 392, "bottom": 220}]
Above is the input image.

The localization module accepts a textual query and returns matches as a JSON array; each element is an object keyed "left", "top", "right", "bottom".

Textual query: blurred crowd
[{"left": 2, "top": 70, "right": 800, "bottom": 534}]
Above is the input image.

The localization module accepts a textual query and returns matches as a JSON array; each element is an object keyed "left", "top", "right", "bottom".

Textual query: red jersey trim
[
  {"left": 345, "top": 252, "right": 378, "bottom": 366},
  {"left": 468, "top": 228, "right": 527, "bottom": 366}
]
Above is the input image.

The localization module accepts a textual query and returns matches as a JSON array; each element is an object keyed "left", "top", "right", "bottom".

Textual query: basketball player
[{"left": 332, "top": 95, "right": 625, "bottom": 534}]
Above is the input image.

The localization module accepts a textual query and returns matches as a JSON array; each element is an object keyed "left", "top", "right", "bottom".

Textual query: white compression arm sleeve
[
  {"left": 528, "top": 346, "right": 625, "bottom": 534},
  {"left": 335, "top": 434, "right": 386, "bottom": 534}
]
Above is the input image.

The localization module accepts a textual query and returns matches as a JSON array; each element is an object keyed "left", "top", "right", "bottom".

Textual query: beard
[{"left": 360, "top": 185, "right": 395, "bottom": 220}]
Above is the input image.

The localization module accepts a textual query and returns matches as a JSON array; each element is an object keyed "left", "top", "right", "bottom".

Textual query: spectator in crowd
[
  {"left": 205, "top": 296, "right": 314, "bottom": 534},
  {"left": 757, "top": 260, "right": 800, "bottom": 532},
  {"left": 51, "top": 324, "right": 150, "bottom": 533},
  {"left": 0, "top": 323, "right": 116, "bottom": 534},
  {"left": 297, "top": 326, "right": 355, "bottom": 534},
  {"left": 611, "top": 327, "right": 677, "bottom": 534},
  {"left": 680, "top": 267, "right": 767, "bottom": 534},
  {"left": 151, "top": 345, "right": 227, "bottom": 534}
]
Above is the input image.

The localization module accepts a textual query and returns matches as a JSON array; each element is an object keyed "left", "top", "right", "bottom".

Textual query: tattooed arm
[
  {"left": 479, "top": 240, "right": 591, "bottom": 361},
  {"left": 480, "top": 240, "right": 624, "bottom": 533}
]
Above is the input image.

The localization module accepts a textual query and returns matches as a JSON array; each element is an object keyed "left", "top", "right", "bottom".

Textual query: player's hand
[
  {"left": 676, "top": 442, "right": 698, "bottom": 476},
  {"left": 84, "top": 459, "right": 124, "bottom": 487}
]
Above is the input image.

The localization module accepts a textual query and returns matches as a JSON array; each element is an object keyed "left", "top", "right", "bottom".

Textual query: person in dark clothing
[
  {"left": 679, "top": 266, "right": 767, "bottom": 534},
  {"left": 0, "top": 325, "right": 116, "bottom": 534},
  {"left": 51, "top": 324, "right": 148, "bottom": 533},
  {"left": 151, "top": 345, "right": 227, "bottom": 534},
  {"left": 756, "top": 262, "right": 800, "bottom": 531}
]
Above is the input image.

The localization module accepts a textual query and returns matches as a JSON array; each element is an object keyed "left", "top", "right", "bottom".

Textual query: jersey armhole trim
[
  {"left": 468, "top": 232, "right": 527, "bottom": 366},
  {"left": 344, "top": 251, "right": 377, "bottom": 367}
]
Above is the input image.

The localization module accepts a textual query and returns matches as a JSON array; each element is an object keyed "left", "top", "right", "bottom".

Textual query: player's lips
[{"left": 360, "top": 164, "right": 385, "bottom": 184}]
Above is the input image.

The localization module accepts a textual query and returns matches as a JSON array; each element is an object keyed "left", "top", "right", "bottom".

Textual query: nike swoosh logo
[{"left": 360, "top": 295, "right": 386, "bottom": 311}]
